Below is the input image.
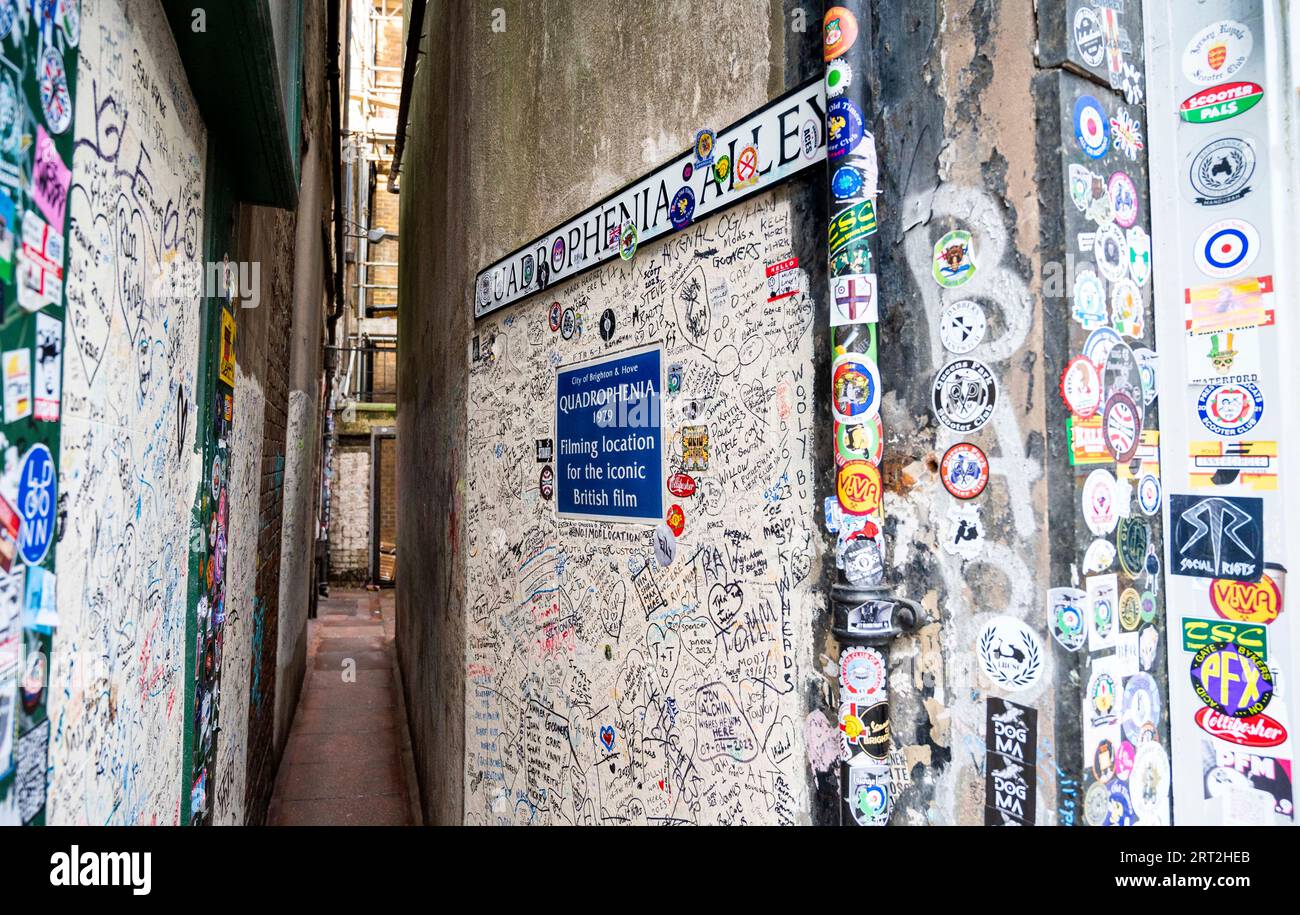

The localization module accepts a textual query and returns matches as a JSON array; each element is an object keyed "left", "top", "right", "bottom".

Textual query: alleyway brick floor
[{"left": 268, "top": 588, "right": 420, "bottom": 825}]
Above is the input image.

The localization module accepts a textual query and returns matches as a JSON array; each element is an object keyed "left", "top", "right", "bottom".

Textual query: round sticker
[
  {"left": 939, "top": 299, "right": 986, "bottom": 354},
  {"left": 713, "top": 154, "right": 731, "bottom": 184},
  {"left": 1060, "top": 356, "right": 1102, "bottom": 419},
  {"left": 1074, "top": 95, "right": 1110, "bottom": 158},
  {"left": 1102, "top": 391, "right": 1141, "bottom": 463},
  {"left": 1210, "top": 573, "right": 1283, "bottom": 625},
  {"left": 837, "top": 459, "right": 882, "bottom": 517},
  {"left": 667, "top": 473, "right": 696, "bottom": 498},
  {"left": 840, "top": 647, "right": 887, "bottom": 699},
  {"left": 801, "top": 118, "right": 820, "bottom": 160},
  {"left": 1183, "top": 20, "right": 1253, "bottom": 85},
  {"left": 823, "top": 6, "right": 859, "bottom": 61},
  {"left": 1132, "top": 347, "right": 1158, "bottom": 406},
  {"left": 832, "top": 164, "right": 865, "bottom": 201},
  {"left": 1130, "top": 743, "right": 1170, "bottom": 824},
  {"left": 1197, "top": 381, "right": 1262, "bottom": 436},
  {"left": 1073, "top": 7, "right": 1105, "bottom": 67},
  {"left": 1137, "top": 474, "right": 1161, "bottom": 516},
  {"left": 548, "top": 301, "right": 562, "bottom": 332},
  {"left": 1108, "top": 172, "right": 1139, "bottom": 228},
  {"left": 735, "top": 145, "right": 760, "bottom": 187},
  {"left": 1094, "top": 223, "right": 1128, "bottom": 282},
  {"left": 1193, "top": 218, "right": 1259, "bottom": 279},
  {"left": 1118, "top": 587, "right": 1142, "bottom": 633},
  {"left": 1117, "top": 516, "right": 1149, "bottom": 577},
  {"left": 976, "top": 616, "right": 1044, "bottom": 692},
  {"left": 931, "top": 359, "right": 997, "bottom": 433},
  {"left": 932, "top": 230, "right": 976, "bottom": 287},
  {"left": 827, "top": 97, "right": 865, "bottom": 159},
  {"left": 832, "top": 353, "right": 882, "bottom": 423},
  {"left": 836, "top": 416, "right": 884, "bottom": 466},
  {"left": 550, "top": 236, "right": 567, "bottom": 272},
  {"left": 599, "top": 308, "right": 616, "bottom": 342},
  {"left": 1187, "top": 134, "right": 1256, "bottom": 206},
  {"left": 826, "top": 58, "right": 852, "bottom": 97},
  {"left": 619, "top": 220, "right": 638, "bottom": 260},
  {"left": 1072, "top": 269, "right": 1107, "bottom": 329},
  {"left": 1191, "top": 643, "right": 1274, "bottom": 718},
  {"left": 1082, "top": 468, "right": 1119, "bottom": 536},
  {"left": 1102, "top": 341, "right": 1141, "bottom": 404},
  {"left": 670, "top": 187, "right": 695, "bottom": 229},
  {"left": 1109, "top": 278, "right": 1142, "bottom": 338},
  {"left": 1083, "top": 538, "right": 1116, "bottom": 574},
  {"left": 39, "top": 46, "right": 72, "bottom": 134},
  {"left": 665, "top": 503, "right": 685, "bottom": 536},
  {"left": 1083, "top": 326, "right": 1122, "bottom": 371},
  {"left": 560, "top": 307, "right": 576, "bottom": 340},
  {"left": 940, "top": 443, "right": 989, "bottom": 500},
  {"left": 539, "top": 465, "right": 554, "bottom": 500},
  {"left": 18, "top": 443, "right": 57, "bottom": 566}
]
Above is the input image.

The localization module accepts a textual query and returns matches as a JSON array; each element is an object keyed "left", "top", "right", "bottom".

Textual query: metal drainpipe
[{"left": 821, "top": 1, "right": 924, "bottom": 826}]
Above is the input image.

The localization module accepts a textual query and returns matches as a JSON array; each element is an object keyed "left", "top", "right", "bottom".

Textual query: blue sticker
[
  {"left": 1197, "top": 382, "right": 1262, "bottom": 436},
  {"left": 832, "top": 165, "right": 864, "bottom": 200},
  {"left": 827, "top": 97, "right": 864, "bottom": 160},
  {"left": 670, "top": 187, "right": 695, "bottom": 230},
  {"left": 1074, "top": 95, "right": 1111, "bottom": 159},
  {"left": 18, "top": 443, "right": 56, "bottom": 566}
]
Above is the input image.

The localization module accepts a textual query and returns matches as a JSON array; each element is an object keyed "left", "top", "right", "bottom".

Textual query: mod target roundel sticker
[
  {"left": 1193, "top": 218, "right": 1259, "bottom": 279},
  {"left": 1197, "top": 382, "right": 1262, "bottom": 436},
  {"left": 1074, "top": 95, "right": 1111, "bottom": 159}
]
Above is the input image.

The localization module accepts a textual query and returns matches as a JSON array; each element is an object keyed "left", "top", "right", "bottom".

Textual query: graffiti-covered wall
[
  {"left": 44, "top": 0, "right": 206, "bottom": 825},
  {"left": 463, "top": 190, "right": 827, "bottom": 824},
  {"left": 0, "top": 0, "right": 81, "bottom": 826}
]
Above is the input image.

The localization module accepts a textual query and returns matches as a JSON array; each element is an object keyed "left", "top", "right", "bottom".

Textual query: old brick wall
[{"left": 330, "top": 440, "right": 373, "bottom": 579}]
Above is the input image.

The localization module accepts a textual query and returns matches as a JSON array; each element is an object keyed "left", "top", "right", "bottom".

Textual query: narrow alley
[{"left": 0, "top": 0, "right": 1298, "bottom": 870}]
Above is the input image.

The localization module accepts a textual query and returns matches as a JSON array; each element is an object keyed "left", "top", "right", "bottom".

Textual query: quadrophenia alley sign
[{"left": 474, "top": 77, "right": 827, "bottom": 317}]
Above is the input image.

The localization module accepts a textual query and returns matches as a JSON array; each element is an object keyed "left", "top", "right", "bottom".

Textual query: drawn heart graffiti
[{"left": 599, "top": 726, "right": 615, "bottom": 753}]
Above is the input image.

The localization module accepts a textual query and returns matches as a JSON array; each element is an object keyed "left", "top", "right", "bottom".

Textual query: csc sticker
[{"left": 1181, "top": 618, "right": 1267, "bottom": 660}]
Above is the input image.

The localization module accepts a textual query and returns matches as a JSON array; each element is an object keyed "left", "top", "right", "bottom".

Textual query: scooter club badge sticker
[
  {"left": 832, "top": 353, "right": 882, "bottom": 423},
  {"left": 932, "top": 359, "right": 997, "bottom": 433},
  {"left": 1197, "top": 381, "right": 1262, "bottom": 436},
  {"left": 1102, "top": 391, "right": 1141, "bottom": 462},
  {"left": 1183, "top": 20, "right": 1253, "bottom": 85},
  {"left": 940, "top": 443, "right": 989, "bottom": 500},
  {"left": 932, "top": 230, "right": 976, "bottom": 287},
  {"left": 1187, "top": 135, "right": 1256, "bottom": 206},
  {"left": 977, "top": 616, "right": 1044, "bottom": 692}
]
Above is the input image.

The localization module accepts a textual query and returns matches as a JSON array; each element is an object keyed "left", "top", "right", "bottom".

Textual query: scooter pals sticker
[
  {"left": 932, "top": 359, "right": 996, "bottom": 433},
  {"left": 1190, "top": 643, "right": 1273, "bottom": 718},
  {"left": 976, "top": 616, "right": 1044, "bottom": 692},
  {"left": 832, "top": 352, "right": 882, "bottom": 423},
  {"left": 1180, "top": 82, "right": 1264, "bottom": 125},
  {"left": 940, "top": 443, "right": 989, "bottom": 500}
]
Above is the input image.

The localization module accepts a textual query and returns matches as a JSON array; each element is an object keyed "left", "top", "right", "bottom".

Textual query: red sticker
[
  {"left": 939, "top": 443, "right": 989, "bottom": 500},
  {"left": 667, "top": 473, "right": 696, "bottom": 498},
  {"left": 666, "top": 504, "right": 685, "bottom": 537}
]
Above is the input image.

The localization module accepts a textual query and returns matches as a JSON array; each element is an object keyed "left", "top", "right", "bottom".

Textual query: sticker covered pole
[{"left": 822, "top": 1, "right": 922, "bottom": 826}]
